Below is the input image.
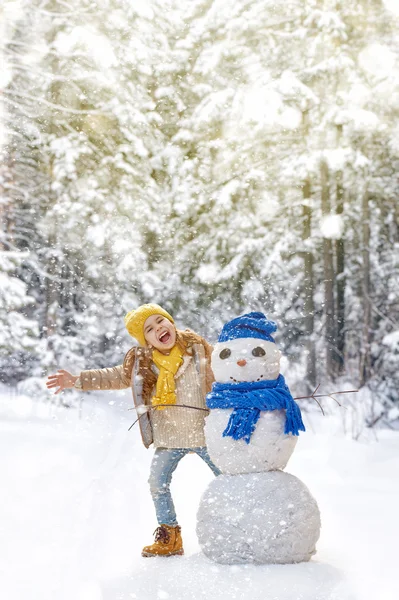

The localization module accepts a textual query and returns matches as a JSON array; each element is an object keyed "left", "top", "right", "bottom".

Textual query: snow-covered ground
[{"left": 1, "top": 385, "right": 398, "bottom": 600}]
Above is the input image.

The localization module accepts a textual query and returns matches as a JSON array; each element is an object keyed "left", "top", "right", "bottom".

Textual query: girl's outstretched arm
[
  {"left": 79, "top": 364, "right": 130, "bottom": 391},
  {"left": 46, "top": 370, "right": 78, "bottom": 394},
  {"left": 46, "top": 349, "right": 136, "bottom": 394}
]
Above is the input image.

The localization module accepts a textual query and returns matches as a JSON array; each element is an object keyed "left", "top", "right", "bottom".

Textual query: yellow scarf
[{"left": 152, "top": 345, "right": 184, "bottom": 409}]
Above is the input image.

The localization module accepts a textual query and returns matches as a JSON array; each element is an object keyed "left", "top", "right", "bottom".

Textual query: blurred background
[{"left": 1, "top": 0, "right": 399, "bottom": 434}]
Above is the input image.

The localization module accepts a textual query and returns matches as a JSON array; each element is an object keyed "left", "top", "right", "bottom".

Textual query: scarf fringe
[{"left": 223, "top": 408, "right": 260, "bottom": 444}]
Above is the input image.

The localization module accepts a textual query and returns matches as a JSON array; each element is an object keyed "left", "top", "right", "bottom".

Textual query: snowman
[{"left": 196, "top": 312, "right": 321, "bottom": 565}]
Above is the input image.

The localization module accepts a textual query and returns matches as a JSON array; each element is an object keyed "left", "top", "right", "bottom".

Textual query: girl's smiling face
[{"left": 143, "top": 314, "right": 177, "bottom": 352}]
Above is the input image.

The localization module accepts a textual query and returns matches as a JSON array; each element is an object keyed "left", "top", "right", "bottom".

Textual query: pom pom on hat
[
  {"left": 218, "top": 312, "right": 277, "bottom": 343},
  {"left": 124, "top": 303, "right": 174, "bottom": 346}
]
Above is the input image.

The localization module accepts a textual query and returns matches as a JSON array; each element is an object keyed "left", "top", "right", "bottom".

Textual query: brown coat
[{"left": 79, "top": 330, "right": 214, "bottom": 448}]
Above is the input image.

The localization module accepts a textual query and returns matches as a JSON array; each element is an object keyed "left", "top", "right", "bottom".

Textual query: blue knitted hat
[{"left": 218, "top": 312, "right": 277, "bottom": 343}]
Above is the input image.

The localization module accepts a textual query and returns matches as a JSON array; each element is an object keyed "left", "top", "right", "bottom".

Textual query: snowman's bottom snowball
[{"left": 196, "top": 471, "right": 321, "bottom": 565}]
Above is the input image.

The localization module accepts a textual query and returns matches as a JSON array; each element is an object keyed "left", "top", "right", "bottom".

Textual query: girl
[{"left": 46, "top": 303, "right": 221, "bottom": 557}]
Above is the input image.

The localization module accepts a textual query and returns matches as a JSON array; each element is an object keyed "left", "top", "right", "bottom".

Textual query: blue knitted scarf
[{"left": 206, "top": 374, "right": 305, "bottom": 444}]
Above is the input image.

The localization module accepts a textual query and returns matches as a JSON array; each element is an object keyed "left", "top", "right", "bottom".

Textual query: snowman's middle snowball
[{"left": 205, "top": 408, "right": 298, "bottom": 474}]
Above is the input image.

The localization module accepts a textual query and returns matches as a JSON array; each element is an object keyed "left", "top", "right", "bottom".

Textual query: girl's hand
[{"left": 46, "top": 370, "right": 78, "bottom": 395}]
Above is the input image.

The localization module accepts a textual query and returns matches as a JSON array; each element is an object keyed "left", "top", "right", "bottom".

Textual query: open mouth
[{"left": 159, "top": 331, "right": 171, "bottom": 344}]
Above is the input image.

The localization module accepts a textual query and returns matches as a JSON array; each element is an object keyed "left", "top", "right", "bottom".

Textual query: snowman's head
[
  {"left": 211, "top": 312, "right": 281, "bottom": 383},
  {"left": 211, "top": 338, "right": 281, "bottom": 383}
]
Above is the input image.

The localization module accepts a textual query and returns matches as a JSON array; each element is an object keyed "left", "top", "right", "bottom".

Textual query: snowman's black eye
[
  {"left": 219, "top": 348, "right": 231, "bottom": 359},
  {"left": 252, "top": 346, "right": 266, "bottom": 357}
]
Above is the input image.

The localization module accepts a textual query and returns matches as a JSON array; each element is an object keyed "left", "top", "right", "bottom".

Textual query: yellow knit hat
[{"left": 124, "top": 303, "right": 174, "bottom": 346}]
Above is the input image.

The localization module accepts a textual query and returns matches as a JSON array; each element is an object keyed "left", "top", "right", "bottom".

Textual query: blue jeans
[{"left": 148, "top": 447, "right": 222, "bottom": 526}]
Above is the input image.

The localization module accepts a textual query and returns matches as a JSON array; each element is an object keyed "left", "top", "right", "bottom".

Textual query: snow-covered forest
[
  {"left": 1, "top": 0, "right": 399, "bottom": 431},
  {"left": 2, "top": 3, "right": 399, "bottom": 600}
]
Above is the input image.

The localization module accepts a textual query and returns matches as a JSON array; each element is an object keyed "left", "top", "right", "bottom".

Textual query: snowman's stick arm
[
  {"left": 151, "top": 403, "right": 210, "bottom": 413},
  {"left": 293, "top": 389, "right": 358, "bottom": 400},
  {"left": 322, "top": 389, "right": 359, "bottom": 396},
  {"left": 128, "top": 412, "right": 146, "bottom": 431},
  {"left": 326, "top": 394, "right": 344, "bottom": 408},
  {"left": 128, "top": 404, "right": 210, "bottom": 431},
  {"left": 309, "top": 395, "right": 325, "bottom": 416},
  {"left": 293, "top": 388, "right": 358, "bottom": 415},
  {"left": 127, "top": 404, "right": 209, "bottom": 413}
]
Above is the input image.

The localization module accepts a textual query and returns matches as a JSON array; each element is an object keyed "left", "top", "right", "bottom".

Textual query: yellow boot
[{"left": 142, "top": 524, "right": 184, "bottom": 557}]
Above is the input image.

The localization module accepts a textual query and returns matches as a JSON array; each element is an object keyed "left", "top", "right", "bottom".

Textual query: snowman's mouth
[
  {"left": 230, "top": 374, "right": 264, "bottom": 383},
  {"left": 159, "top": 331, "right": 171, "bottom": 344}
]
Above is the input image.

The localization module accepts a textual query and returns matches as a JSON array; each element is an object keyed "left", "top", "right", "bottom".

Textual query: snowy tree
[{"left": 1, "top": 0, "right": 399, "bottom": 429}]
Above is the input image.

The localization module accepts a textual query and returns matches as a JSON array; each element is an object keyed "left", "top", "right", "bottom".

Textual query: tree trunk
[
  {"left": 45, "top": 237, "right": 59, "bottom": 340},
  {"left": 302, "top": 179, "right": 316, "bottom": 389},
  {"left": 0, "top": 152, "right": 14, "bottom": 251},
  {"left": 335, "top": 169, "right": 345, "bottom": 374},
  {"left": 320, "top": 159, "right": 337, "bottom": 380},
  {"left": 44, "top": 43, "right": 62, "bottom": 350},
  {"left": 360, "top": 189, "right": 371, "bottom": 386}
]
